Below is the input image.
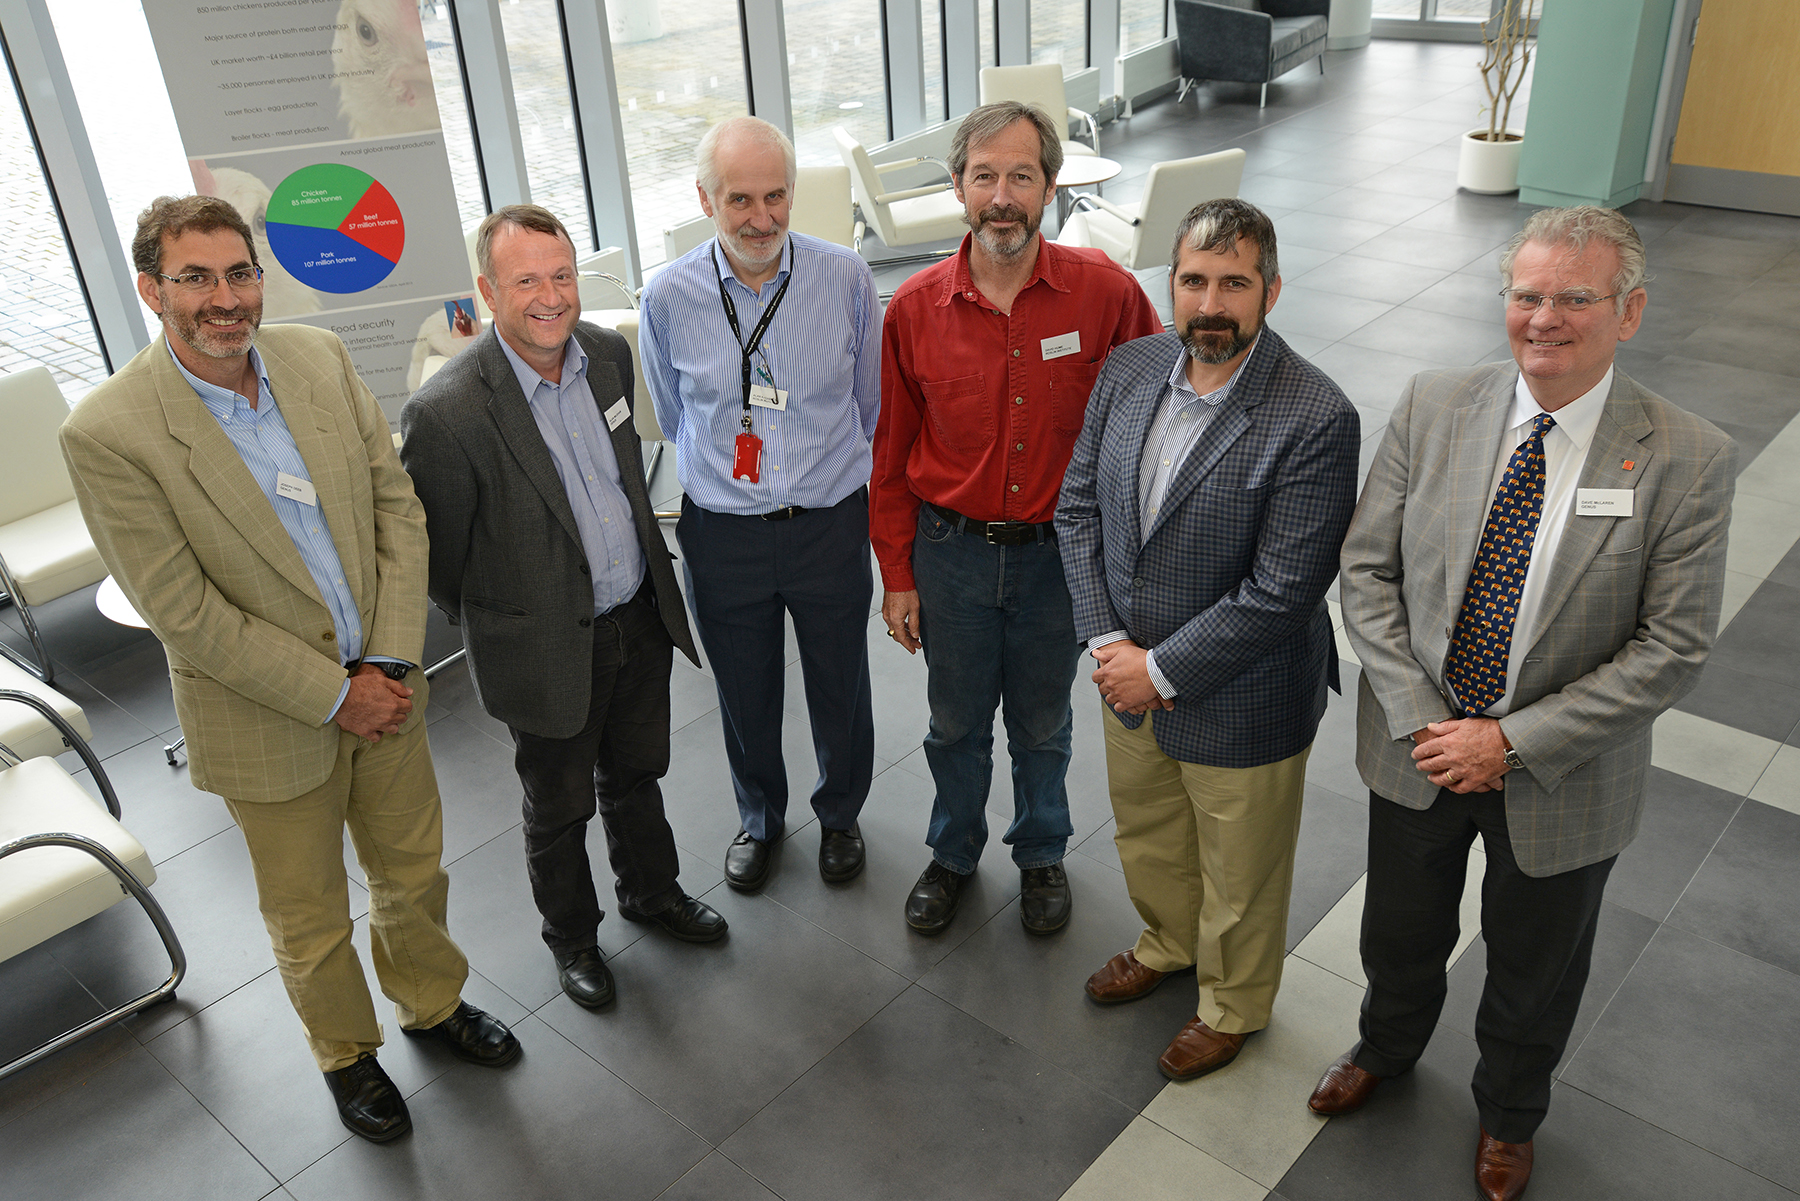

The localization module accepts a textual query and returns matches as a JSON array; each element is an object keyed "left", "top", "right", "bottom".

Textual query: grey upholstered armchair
[{"left": 1173, "top": 0, "right": 1330, "bottom": 109}]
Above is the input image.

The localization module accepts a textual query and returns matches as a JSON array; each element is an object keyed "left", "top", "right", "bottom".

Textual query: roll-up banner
[{"left": 143, "top": 1, "right": 480, "bottom": 416}]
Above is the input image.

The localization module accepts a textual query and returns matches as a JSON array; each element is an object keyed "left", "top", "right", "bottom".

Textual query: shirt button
[
  {"left": 1011, "top": 349, "right": 1021, "bottom": 357},
  {"left": 1015, "top": 442, "right": 1024, "bottom": 451},
  {"left": 1014, "top": 397, "right": 1024, "bottom": 405},
  {"left": 1010, "top": 484, "right": 1020, "bottom": 492}
]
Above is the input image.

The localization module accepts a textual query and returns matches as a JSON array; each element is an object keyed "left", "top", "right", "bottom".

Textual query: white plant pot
[{"left": 1457, "top": 129, "right": 1525, "bottom": 195}]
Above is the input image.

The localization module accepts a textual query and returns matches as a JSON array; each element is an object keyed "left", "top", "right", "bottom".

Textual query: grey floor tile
[
  {"left": 1241, "top": 175, "right": 1354, "bottom": 212},
  {"left": 1274, "top": 243, "right": 1340, "bottom": 282},
  {"left": 1666, "top": 799, "right": 1800, "bottom": 974},
  {"left": 1705, "top": 581, "right": 1800, "bottom": 688},
  {"left": 0, "top": 943, "right": 110, "bottom": 1088},
  {"left": 1262, "top": 156, "right": 1390, "bottom": 190},
  {"left": 1268, "top": 210, "right": 1394, "bottom": 256},
  {"left": 285, "top": 1016, "right": 709, "bottom": 1201},
  {"left": 1350, "top": 225, "right": 1501, "bottom": 272},
  {"left": 1308, "top": 341, "right": 1442, "bottom": 415},
  {"left": 1400, "top": 193, "right": 1533, "bottom": 241},
  {"left": 64, "top": 635, "right": 180, "bottom": 734},
  {"left": 1406, "top": 268, "right": 1510, "bottom": 321},
  {"left": 0, "top": 1046, "right": 276, "bottom": 1201},
  {"left": 1672, "top": 661, "right": 1800, "bottom": 743},
  {"left": 1604, "top": 769, "right": 1743, "bottom": 923},
  {"left": 1672, "top": 315, "right": 1800, "bottom": 379},
  {"left": 1722, "top": 273, "right": 1800, "bottom": 332},
  {"left": 1330, "top": 133, "right": 1435, "bottom": 167},
  {"left": 1353, "top": 162, "right": 1461, "bottom": 199},
  {"left": 70, "top": 734, "right": 233, "bottom": 864},
  {"left": 1286, "top": 783, "right": 1369, "bottom": 951},
  {"left": 1341, "top": 305, "right": 1508, "bottom": 366},
  {"left": 1266, "top": 288, "right": 1394, "bottom": 344},
  {"left": 1561, "top": 925, "right": 1800, "bottom": 1192},
  {"left": 1283, "top": 253, "right": 1446, "bottom": 306},
  {"left": 720, "top": 985, "right": 1135, "bottom": 1201},
  {"left": 423, "top": 710, "right": 533, "bottom": 864},
  {"left": 655, "top": 1152, "right": 780, "bottom": 1201},
  {"left": 920, "top": 849, "right": 1201, "bottom": 1110},
  {"left": 1649, "top": 230, "right": 1789, "bottom": 280},
  {"left": 540, "top": 881, "right": 907, "bottom": 1145},
  {"left": 41, "top": 668, "right": 161, "bottom": 765},
  {"left": 416, "top": 657, "right": 515, "bottom": 748}
]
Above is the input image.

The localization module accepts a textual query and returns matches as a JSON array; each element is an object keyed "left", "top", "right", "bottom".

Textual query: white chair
[
  {"left": 833, "top": 127, "right": 967, "bottom": 264},
  {"left": 0, "top": 688, "right": 185, "bottom": 1080},
  {"left": 790, "top": 164, "right": 859, "bottom": 249},
  {"left": 0, "top": 366, "right": 109, "bottom": 685},
  {"left": 1057, "top": 149, "right": 1248, "bottom": 271},
  {"left": 979, "top": 64, "right": 1100, "bottom": 157},
  {"left": 0, "top": 658, "right": 91, "bottom": 763}
]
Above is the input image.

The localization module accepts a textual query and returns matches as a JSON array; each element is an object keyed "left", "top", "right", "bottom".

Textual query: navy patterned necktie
[{"left": 1444, "top": 413, "right": 1556, "bottom": 716}]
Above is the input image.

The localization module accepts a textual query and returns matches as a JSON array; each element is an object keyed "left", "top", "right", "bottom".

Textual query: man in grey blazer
[
  {"left": 1057, "top": 199, "right": 1360, "bottom": 1081},
  {"left": 401, "top": 206, "right": 723, "bottom": 1013},
  {"left": 1310, "top": 207, "right": 1736, "bottom": 1201}
]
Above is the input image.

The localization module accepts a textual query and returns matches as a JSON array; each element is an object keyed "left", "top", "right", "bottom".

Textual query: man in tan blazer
[
  {"left": 1308, "top": 207, "right": 1736, "bottom": 1201},
  {"left": 59, "top": 195, "right": 517, "bottom": 1145}
]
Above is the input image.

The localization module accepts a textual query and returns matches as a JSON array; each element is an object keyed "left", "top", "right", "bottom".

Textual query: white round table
[
  {"left": 95, "top": 577, "right": 186, "bottom": 765},
  {"left": 1055, "top": 155, "right": 1123, "bottom": 225}
]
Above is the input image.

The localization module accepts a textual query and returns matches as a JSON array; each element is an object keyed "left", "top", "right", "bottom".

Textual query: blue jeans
[{"left": 912, "top": 506, "right": 1079, "bottom": 874}]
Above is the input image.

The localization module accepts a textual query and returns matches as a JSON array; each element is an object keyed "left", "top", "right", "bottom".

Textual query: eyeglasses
[
  {"left": 154, "top": 267, "right": 265, "bottom": 293},
  {"left": 1499, "top": 288, "right": 1617, "bottom": 313}
]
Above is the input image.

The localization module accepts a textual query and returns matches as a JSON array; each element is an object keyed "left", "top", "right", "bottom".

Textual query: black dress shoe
[
  {"left": 724, "top": 829, "right": 772, "bottom": 891},
  {"left": 554, "top": 946, "right": 616, "bottom": 1009},
  {"left": 819, "top": 823, "right": 866, "bottom": 883},
  {"left": 620, "top": 895, "right": 729, "bottom": 942},
  {"left": 1020, "top": 863, "right": 1072, "bottom": 934},
  {"left": 324, "top": 1054, "right": 411, "bottom": 1143},
  {"left": 905, "top": 860, "right": 967, "bottom": 933},
  {"left": 403, "top": 1000, "right": 521, "bottom": 1066}
]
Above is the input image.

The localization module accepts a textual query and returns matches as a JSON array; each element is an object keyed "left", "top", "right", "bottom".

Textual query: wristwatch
[
  {"left": 1501, "top": 741, "right": 1524, "bottom": 771},
  {"left": 379, "top": 661, "right": 412, "bottom": 682}
]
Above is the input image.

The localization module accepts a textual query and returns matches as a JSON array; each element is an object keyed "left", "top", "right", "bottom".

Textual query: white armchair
[
  {"left": 1057, "top": 149, "right": 1247, "bottom": 272},
  {"left": 833, "top": 127, "right": 967, "bottom": 265},
  {"left": 979, "top": 64, "right": 1101, "bottom": 157}
]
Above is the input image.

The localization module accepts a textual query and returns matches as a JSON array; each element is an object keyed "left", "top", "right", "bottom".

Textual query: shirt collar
[
  {"left": 496, "top": 330, "right": 588, "bottom": 403},
  {"left": 942, "top": 232, "right": 1063, "bottom": 308},
  {"left": 165, "top": 339, "right": 270, "bottom": 420},
  {"left": 1165, "top": 330, "right": 1262, "bottom": 408},
  {"left": 1509, "top": 365, "right": 1612, "bottom": 453},
  {"left": 712, "top": 234, "right": 794, "bottom": 295}
]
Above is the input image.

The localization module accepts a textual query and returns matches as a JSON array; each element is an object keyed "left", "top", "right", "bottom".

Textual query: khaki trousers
[
  {"left": 1102, "top": 703, "right": 1309, "bottom": 1034},
  {"left": 224, "top": 710, "right": 467, "bottom": 1072}
]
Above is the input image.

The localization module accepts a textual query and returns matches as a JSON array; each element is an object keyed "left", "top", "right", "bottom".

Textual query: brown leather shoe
[
  {"left": 1307, "top": 1051, "right": 1382, "bottom": 1115},
  {"left": 1475, "top": 1128, "right": 1533, "bottom": 1201},
  {"left": 1085, "top": 950, "right": 1168, "bottom": 1005},
  {"left": 1157, "top": 1017, "right": 1250, "bottom": 1081}
]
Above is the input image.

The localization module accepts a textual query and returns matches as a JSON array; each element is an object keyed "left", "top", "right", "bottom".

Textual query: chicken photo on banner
[{"left": 332, "top": 0, "right": 441, "bottom": 138}]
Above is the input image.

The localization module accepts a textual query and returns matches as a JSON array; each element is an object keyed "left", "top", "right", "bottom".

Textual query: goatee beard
[{"left": 1180, "top": 316, "right": 1256, "bottom": 365}]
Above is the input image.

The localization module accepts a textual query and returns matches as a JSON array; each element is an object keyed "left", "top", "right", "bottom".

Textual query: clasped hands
[
  {"left": 1091, "top": 640, "right": 1170, "bottom": 715},
  {"left": 1410, "top": 717, "right": 1508, "bottom": 793},
  {"left": 332, "top": 662, "right": 414, "bottom": 742}
]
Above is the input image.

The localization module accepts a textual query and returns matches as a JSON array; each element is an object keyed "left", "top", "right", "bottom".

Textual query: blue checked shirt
[
  {"left": 168, "top": 344, "right": 402, "bottom": 723},
  {"left": 495, "top": 335, "right": 645, "bottom": 614},
  {"left": 639, "top": 232, "right": 881, "bottom": 515},
  {"left": 1090, "top": 335, "right": 1259, "bottom": 700}
]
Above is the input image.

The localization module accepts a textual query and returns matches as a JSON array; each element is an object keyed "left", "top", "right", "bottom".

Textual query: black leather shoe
[
  {"left": 620, "top": 895, "right": 729, "bottom": 943},
  {"left": 324, "top": 1054, "right": 411, "bottom": 1143},
  {"left": 905, "top": 861, "right": 967, "bottom": 933},
  {"left": 554, "top": 946, "right": 615, "bottom": 1009},
  {"left": 403, "top": 1000, "right": 521, "bottom": 1066},
  {"left": 1020, "top": 863, "right": 1072, "bottom": 934},
  {"left": 725, "top": 829, "right": 773, "bottom": 891},
  {"left": 819, "top": 823, "right": 866, "bottom": 883}
]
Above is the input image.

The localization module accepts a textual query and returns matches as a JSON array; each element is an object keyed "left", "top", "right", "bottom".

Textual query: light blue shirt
[
  {"left": 639, "top": 232, "right": 881, "bottom": 515},
  {"left": 168, "top": 344, "right": 403, "bottom": 723},
  {"left": 1091, "top": 335, "right": 1259, "bottom": 700},
  {"left": 496, "top": 334, "right": 644, "bottom": 614}
]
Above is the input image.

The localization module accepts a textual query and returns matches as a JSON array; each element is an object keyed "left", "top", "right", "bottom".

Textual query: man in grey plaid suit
[
  {"left": 1309, "top": 207, "right": 1736, "bottom": 1201},
  {"left": 1056, "top": 199, "right": 1359, "bottom": 1082}
]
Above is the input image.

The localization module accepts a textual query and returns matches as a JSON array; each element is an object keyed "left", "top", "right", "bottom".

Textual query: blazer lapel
[
  {"left": 152, "top": 339, "right": 322, "bottom": 602},
  {"left": 1444, "top": 377, "right": 1514, "bottom": 620},
  {"left": 1520, "top": 380, "right": 1654, "bottom": 652},
  {"left": 476, "top": 329, "right": 585, "bottom": 549},
  {"left": 1111, "top": 354, "right": 1170, "bottom": 550},
  {"left": 265, "top": 355, "right": 366, "bottom": 603}
]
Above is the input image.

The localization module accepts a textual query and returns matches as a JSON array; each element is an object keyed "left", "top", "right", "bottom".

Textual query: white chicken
[
  {"left": 332, "top": 0, "right": 441, "bottom": 139},
  {"left": 189, "top": 160, "right": 324, "bottom": 318}
]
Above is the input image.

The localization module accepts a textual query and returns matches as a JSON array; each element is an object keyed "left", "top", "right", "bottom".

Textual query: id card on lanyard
[{"left": 717, "top": 244, "right": 793, "bottom": 484}]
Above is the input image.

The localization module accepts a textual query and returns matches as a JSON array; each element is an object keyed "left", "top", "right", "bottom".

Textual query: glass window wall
[
  {"left": 498, "top": 0, "right": 589, "bottom": 246},
  {"left": 785, "top": 0, "right": 888, "bottom": 165},
  {"left": 1030, "top": 0, "right": 1086, "bottom": 72},
  {"left": 1120, "top": 0, "right": 1167, "bottom": 54},
  {"left": 421, "top": 3, "right": 489, "bottom": 229}
]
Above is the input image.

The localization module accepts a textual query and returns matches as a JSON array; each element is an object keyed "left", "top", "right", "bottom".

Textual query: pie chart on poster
[{"left": 264, "top": 164, "right": 404, "bottom": 293}]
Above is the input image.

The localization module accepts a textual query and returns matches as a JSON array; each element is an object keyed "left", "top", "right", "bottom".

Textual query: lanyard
[{"left": 715, "top": 243, "right": 794, "bottom": 431}]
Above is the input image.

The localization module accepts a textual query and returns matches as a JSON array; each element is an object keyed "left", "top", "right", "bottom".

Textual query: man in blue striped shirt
[{"left": 640, "top": 116, "right": 880, "bottom": 892}]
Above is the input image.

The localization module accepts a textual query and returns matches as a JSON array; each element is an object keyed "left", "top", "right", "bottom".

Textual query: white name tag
[
  {"left": 604, "top": 397, "right": 630, "bottom": 431},
  {"left": 276, "top": 472, "right": 317, "bottom": 507},
  {"left": 1040, "top": 331, "right": 1082, "bottom": 360},
  {"left": 749, "top": 384, "right": 789, "bottom": 411},
  {"left": 1576, "top": 488, "right": 1633, "bottom": 517}
]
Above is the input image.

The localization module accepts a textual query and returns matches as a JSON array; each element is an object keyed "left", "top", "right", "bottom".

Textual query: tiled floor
[{"left": 4, "top": 36, "right": 1799, "bottom": 1201}]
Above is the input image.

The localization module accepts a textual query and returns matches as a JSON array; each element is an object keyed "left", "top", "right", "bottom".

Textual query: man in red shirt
[{"left": 874, "top": 101, "right": 1162, "bottom": 935}]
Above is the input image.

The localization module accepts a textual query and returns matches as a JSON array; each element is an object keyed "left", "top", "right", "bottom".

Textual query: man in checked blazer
[
  {"left": 401, "top": 206, "right": 721, "bottom": 1017},
  {"left": 60, "top": 195, "right": 516, "bottom": 1145},
  {"left": 1309, "top": 207, "right": 1736, "bottom": 1201},
  {"left": 1056, "top": 199, "right": 1360, "bottom": 1082}
]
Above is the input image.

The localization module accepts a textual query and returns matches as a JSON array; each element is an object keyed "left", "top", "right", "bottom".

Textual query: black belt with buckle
[
  {"left": 930, "top": 503, "right": 1056, "bottom": 546},
  {"left": 760, "top": 505, "right": 807, "bottom": 521}
]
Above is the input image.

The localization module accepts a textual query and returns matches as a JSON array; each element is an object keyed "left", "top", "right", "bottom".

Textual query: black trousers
[
  {"left": 509, "top": 591, "right": 682, "bottom": 954},
  {"left": 1353, "top": 788, "right": 1615, "bottom": 1143},
  {"left": 676, "top": 490, "right": 875, "bottom": 843}
]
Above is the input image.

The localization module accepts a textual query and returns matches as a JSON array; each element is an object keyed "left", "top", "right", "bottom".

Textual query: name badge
[
  {"left": 604, "top": 397, "right": 630, "bottom": 431},
  {"left": 749, "top": 384, "right": 788, "bottom": 411},
  {"left": 1040, "top": 331, "right": 1081, "bottom": 360},
  {"left": 1576, "top": 488, "right": 1633, "bottom": 517},
  {"left": 276, "top": 472, "right": 317, "bottom": 507}
]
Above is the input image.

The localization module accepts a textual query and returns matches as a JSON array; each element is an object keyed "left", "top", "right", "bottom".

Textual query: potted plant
[{"left": 1457, "top": 0, "right": 1536, "bottom": 194}]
